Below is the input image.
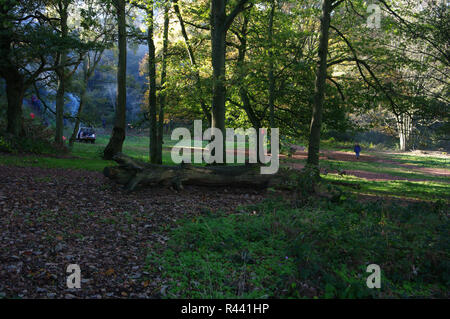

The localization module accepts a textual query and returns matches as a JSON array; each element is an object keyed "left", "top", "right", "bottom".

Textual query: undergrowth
[{"left": 147, "top": 197, "right": 449, "bottom": 298}]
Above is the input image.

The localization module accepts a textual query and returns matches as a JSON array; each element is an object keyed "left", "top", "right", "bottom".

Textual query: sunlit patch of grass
[
  {"left": 383, "top": 153, "right": 449, "bottom": 169},
  {"left": 320, "top": 160, "right": 449, "bottom": 183},
  {"left": 0, "top": 134, "right": 253, "bottom": 171},
  {"left": 323, "top": 174, "right": 450, "bottom": 201}
]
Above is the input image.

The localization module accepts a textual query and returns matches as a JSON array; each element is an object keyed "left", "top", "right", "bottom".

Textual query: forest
[{"left": 0, "top": 0, "right": 448, "bottom": 300}]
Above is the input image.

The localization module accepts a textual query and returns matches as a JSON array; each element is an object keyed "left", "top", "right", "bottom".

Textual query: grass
[
  {"left": 0, "top": 133, "right": 255, "bottom": 170},
  {"left": 148, "top": 198, "right": 449, "bottom": 298},
  {"left": 284, "top": 156, "right": 449, "bottom": 183},
  {"left": 323, "top": 174, "right": 449, "bottom": 201},
  {"left": 383, "top": 153, "right": 449, "bottom": 169},
  {"left": 0, "top": 134, "right": 174, "bottom": 171}
]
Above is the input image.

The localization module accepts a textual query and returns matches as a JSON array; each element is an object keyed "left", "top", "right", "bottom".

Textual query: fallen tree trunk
[{"left": 104, "top": 153, "right": 282, "bottom": 191}]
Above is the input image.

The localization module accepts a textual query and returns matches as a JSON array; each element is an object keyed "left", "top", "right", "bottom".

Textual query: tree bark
[
  {"left": 268, "top": 0, "right": 276, "bottom": 130},
  {"left": 397, "top": 113, "right": 412, "bottom": 151},
  {"left": 5, "top": 71, "right": 25, "bottom": 136},
  {"left": 306, "top": 0, "right": 332, "bottom": 167},
  {"left": 1, "top": 8, "right": 24, "bottom": 137},
  {"left": 156, "top": 1, "right": 170, "bottom": 164},
  {"left": 54, "top": 0, "right": 69, "bottom": 145},
  {"left": 147, "top": 1, "right": 158, "bottom": 163},
  {"left": 104, "top": 153, "right": 279, "bottom": 192},
  {"left": 104, "top": 0, "right": 127, "bottom": 160},
  {"left": 210, "top": 0, "right": 249, "bottom": 162},
  {"left": 55, "top": 64, "right": 66, "bottom": 144},
  {"left": 210, "top": 0, "right": 227, "bottom": 161},
  {"left": 69, "top": 56, "right": 88, "bottom": 147}
]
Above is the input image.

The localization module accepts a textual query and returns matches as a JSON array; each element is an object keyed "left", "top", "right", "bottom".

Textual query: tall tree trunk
[
  {"left": 104, "top": 0, "right": 127, "bottom": 160},
  {"left": 69, "top": 57, "right": 88, "bottom": 148},
  {"left": 268, "top": 0, "right": 275, "bottom": 130},
  {"left": 1, "top": 12, "right": 24, "bottom": 136},
  {"left": 397, "top": 113, "right": 412, "bottom": 151},
  {"left": 173, "top": 0, "right": 211, "bottom": 125},
  {"left": 55, "top": 0, "right": 69, "bottom": 145},
  {"left": 306, "top": 0, "right": 332, "bottom": 167},
  {"left": 156, "top": 1, "right": 170, "bottom": 164},
  {"left": 210, "top": 0, "right": 227, "bottom": 162},
  {"left": 267, "top": 0, "right": 276, "bottom": 154},
  {"left": 5, "top": 71, "right": 25, "bottom": 136},
  {"left": 209, "top": 0, "right": 249, "bottom": 162},
  {"left": 147, "top": 1, "right": 158, "bottom": 163},
  {"left": 55, "top": 63, "right": 66, "bottom": 144}
]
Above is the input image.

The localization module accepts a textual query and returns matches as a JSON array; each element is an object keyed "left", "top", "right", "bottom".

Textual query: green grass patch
[
  {"left": 323, "top": 174, "right": 450, "bottom": 201},
  {"left": 383, "top": 153, "right": 449, "bottom": 169},
  {"left": 149, "top": 198, "right": 449, "bottom": 298},
  {"left": 0, "top": 134, "right": 255, "bottom": 171}
]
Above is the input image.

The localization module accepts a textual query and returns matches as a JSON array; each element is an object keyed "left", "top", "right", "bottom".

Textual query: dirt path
[
  {"left": 285, "top": 148, "right": 449, "bottom": 182},
  {"left": 0, "top": 165, "right": 265, "bottom": 299}
]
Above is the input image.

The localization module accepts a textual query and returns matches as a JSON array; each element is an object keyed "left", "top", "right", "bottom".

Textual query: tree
[
  {"left": 155, "top": 0, "right": 170, "bottom": 164},
  {"left": 267, "top": 0, "right": 275, "bottom": 130},
  {"left": 0, "top": 0, "right": 77, "bottom": 136},
  {"left": 306, "top": 0, "right": 333, "bottom": 167},
  {"left": 103, "top": 0, "right": 128, "bottom": 159},
  {"left": 210, "top": 0, "right": 251, "bottom": 162},
  {"left": 146, "top": 0, "right": 157, "bottom": 163},
  {"left": 52, "top": 0, "right": 84, "bottom": 145}
]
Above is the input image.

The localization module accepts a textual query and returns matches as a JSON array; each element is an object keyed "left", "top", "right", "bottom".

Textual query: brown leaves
[{"left": 0, "top": 165, "right": 265, "bottom": 298}]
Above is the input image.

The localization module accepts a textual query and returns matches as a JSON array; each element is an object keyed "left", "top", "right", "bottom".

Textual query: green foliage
[
  {"left": 0, "top": 136, "right": 13, "bottom": 153},
  {"left": 150, "top": 197, "right": 449, "bottom": 298}
]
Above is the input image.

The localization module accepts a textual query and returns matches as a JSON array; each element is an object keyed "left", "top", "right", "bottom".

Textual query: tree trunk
[
  {"left": 306, "top": 0, "right": 332, "bottom": 167},
  {"left": 1, "top": 17, "right": 24, "bottom": 137},
  {"left": 55, "top": 65, "right": 66, "bottom": 144},
  {"left": 268, "top": 0, "right": 275, "bottom": 130},
  {"left": 156, "top": 1, "right": 170, "bottom": 164},
  {"left": 55, "top": 0, "right": 69, "bottom": 145},
  {"left": 397, "top": 113, "right": 412, "bottom": 151},
  {"left": 5, "top": 71, "right": 25, "bottom": 136},
  {"left": 104, "top": 153, "right": 281, "bottom": 192},
  {"left": 69, "top": 57, "right": 88, "bottom": 147},
  {"left": 147, "top": 1, "right": 158, "bottom": 164},
  {"left": 104, "top": 0, "right": 127, "bottom": 160},
  {"left": 210, "top": 0, "right": 227, "bottom": 162}
]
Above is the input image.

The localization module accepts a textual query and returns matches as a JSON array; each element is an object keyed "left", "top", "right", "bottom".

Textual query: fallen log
[{"left": 103, "top": 153, "right": 285, "bottom": 191}]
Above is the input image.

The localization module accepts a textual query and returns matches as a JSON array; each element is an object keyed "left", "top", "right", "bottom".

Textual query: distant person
[
  {"left": 354, "top": 143, "right": 361, "bottom": 159},
  {"left": 102, "top": 118, "right": 106, "bottom": 129}
]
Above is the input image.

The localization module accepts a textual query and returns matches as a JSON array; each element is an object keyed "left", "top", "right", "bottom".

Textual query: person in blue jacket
[{"left": 354, "top": 143, "right": 361, "bottom": 159}]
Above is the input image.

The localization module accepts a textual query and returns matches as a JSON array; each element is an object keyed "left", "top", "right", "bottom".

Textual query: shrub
[{"left": 0, "top": 119, "right": 67, "bottom": 155}]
